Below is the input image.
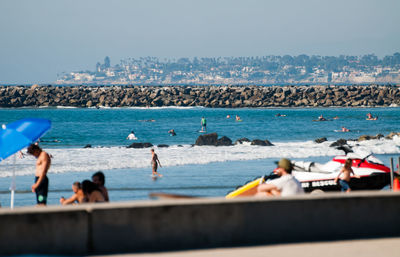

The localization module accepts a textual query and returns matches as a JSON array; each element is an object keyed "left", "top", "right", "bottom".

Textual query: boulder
[
  {"left": 127, "top": 142, "right": 153, "bottom": 148},
  {"left": 264, "top": 139, "right": 274, "bottom": 146},
  {"left": 251, "top": 139, "right": 273, "bottom": 146},
  {"left": 372, "top": 134, "right": 384, "bottom": 140},
  {"left": 157, "top": 144, "right": 169, "bottom": 148},
  {"left": 195, "top": 133, "right": 218, "bottom": 146},
  {"left": 234, "top": 137, "right": 251, "bottom": 145},
  {"left": 386, "top": 132, "right": 400, "bottom": 139},
  {"left": 315, "top": 137, "right": 327, "bottom": 144},
  {"left": 83, "top": 144, "right": 92, "bottom": 148},
  {"left": 329, "top": 139, "right": 347, "bottom": 147},
  {"left": 358, "top": 135, "right": 371, "bottom": 142},
  {"left": 216, "top": 136, "right": 232, "bottom": 146}
]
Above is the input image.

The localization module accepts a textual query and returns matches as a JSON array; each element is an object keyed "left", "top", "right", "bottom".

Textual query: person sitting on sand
[
  {"left": 82, "top": 180, "right": 105, "bottom": 203},
  {"left": 341, "top": 126, "right": 350, "bottom": 132},
  {"left": 92, "top": 171, "right": 109, "bottom": 202},
  {"left": 168, "top": 129, "right": 176, "bottom": 136},
  {"left": 334, "top": 159, "right": 360, "bottom": 193},
  {"left": 60, "top": 181, "right": 85, "bottom": 205},
  {"left": 256, "top": 158, "right": 304, "bottom": 197}
]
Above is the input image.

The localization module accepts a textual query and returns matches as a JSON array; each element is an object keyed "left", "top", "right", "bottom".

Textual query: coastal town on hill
[{"left": 56, "top": 53, "right": 400, "bottom": 85}]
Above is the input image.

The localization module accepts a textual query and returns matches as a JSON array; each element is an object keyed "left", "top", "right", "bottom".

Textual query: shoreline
[{"left": 0, "top": 84, "right": 399, "bottom": 108}]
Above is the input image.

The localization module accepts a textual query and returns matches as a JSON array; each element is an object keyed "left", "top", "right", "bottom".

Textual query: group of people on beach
[
  {"left": 24, "top": 109, "right": 365, "bottom": 206},
  {"left": 25, "top": 143, "right": 161, "bottom": 206},
  {"left": 59, "top": 172, "right": 109, "bottom": 205}
]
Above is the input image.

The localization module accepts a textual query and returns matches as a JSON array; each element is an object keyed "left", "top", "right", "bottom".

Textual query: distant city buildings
[{"left": 56, "top": 53, "right": 400, "bottom": 84}]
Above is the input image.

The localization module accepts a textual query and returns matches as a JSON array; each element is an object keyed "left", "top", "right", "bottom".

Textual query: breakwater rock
[{"left": 0, "top": 85, "right": 399, "bottom": 108}]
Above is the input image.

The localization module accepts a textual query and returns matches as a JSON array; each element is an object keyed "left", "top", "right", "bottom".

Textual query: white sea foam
[{"left": 0, "top": 138, "right": 399, "bottom": 178}]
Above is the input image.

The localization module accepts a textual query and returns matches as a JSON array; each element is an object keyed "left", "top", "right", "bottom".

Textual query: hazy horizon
[{"left": 1, "top": 0, "right": 399, "bottom": 84}]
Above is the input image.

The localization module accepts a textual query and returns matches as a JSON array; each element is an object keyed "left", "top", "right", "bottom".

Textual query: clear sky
[{"left": 0, "top": 0, "right": 399, "bottom": 84}]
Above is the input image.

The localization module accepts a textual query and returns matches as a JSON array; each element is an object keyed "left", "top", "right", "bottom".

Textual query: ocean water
[{"left": 0, "top": 107, "right": 400, "bottom": 207}]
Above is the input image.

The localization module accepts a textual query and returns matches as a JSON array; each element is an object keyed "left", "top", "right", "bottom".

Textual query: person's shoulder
[
  {"left": 268, "top": 176, "right": 284, "bottom": 184},
  {"left": 39, "top": 151, "right": 50, "bottom": 159}
]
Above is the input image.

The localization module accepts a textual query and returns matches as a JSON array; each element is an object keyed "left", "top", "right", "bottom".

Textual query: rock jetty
[{"left": 0, "top": 84, "right": 399, "bottom": 108}]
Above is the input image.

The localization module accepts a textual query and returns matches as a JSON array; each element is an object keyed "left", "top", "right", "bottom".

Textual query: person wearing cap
[{"left": 256, "top": 158, "right": 304, "bottom": 197}]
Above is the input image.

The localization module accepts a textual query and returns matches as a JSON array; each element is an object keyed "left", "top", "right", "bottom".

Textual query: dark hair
[
  {"left": 27, "top": 144, "right": 41, "bottom": 154},
  {"left": 344, "top": 159, "right": 352, "bottom": 168},
  {"left": 82, "top": 180, "right": 100, "bottom": 194},
  {"left": 73, "top": 181, "right": 81, "bottom": 189},
  {"left": 92, "top": 171, "right": 105, "bottom": 186}
]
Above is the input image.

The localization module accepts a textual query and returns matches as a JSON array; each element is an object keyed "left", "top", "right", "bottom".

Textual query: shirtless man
[
  {"left": 27, "top": 144, "right": 51, "bottom": 205},
  {"left": 151, "top": 149, "right": 162, "bottom": 177},
  {"left": 334, "top": 159, "right": 360, "bottom": 192}
]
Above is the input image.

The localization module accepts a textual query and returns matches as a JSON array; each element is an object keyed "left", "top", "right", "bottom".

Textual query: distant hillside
[{"left": 56, "top": 53, "right": 400, "bottom": 85}]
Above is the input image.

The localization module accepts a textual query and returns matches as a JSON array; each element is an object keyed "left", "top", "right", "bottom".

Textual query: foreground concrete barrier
[{"left": 1, "top": 191, "right": 400, "bottom": 255}]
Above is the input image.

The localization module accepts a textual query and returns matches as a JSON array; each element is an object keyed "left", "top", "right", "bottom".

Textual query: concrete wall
[{"left": 1, "top": 191, "right": 400, "bottom": 255}]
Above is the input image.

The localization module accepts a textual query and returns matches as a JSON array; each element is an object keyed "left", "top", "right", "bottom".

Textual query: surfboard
[
  {"left": 225, "top": 177, "right": 265, "bottom": 199},
  {"left": 198, "top": 130, "right": 206, "bottom": 133}
]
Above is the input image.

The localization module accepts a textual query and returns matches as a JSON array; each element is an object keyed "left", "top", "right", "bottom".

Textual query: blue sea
[{"left": 1, "top": 107, "right": 400, "bottom": 207}]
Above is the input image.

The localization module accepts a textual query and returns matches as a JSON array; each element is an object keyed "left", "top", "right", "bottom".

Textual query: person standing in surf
[
  {"left": 151, "top": 149, "right": 162, "bottom": 177},
  {"left": 201, "top": 117, "right": 207, "bottom": 132},
  {"left": 28, "top": 144, "right": 51, "bottom": 206}
]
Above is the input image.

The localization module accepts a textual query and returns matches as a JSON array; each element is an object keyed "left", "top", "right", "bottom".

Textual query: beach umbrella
[{"left": 0, "top": 118, "right": 51, "bottom": 208}]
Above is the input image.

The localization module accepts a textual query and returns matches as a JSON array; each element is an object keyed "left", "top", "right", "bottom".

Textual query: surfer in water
[
  {"left": 200, "top": 117, "right": 207, "bottom": 132},
  {"left": 318, "top": 114, "right": 326, "bottom": 121},
  {"left": 151, "top": 149, "right": 162, "bottom": 177},
  {"left": 366, "top": 113, "right": 378, "bottom": 120},
  {"left": 168, "top": 129, "right": 176, "bottom": 136},
  {"left": 127, "top": 131, "right": 137, "bottom": 140},
  {"left": 235, "top": 115, "right": 242, "bottom": 121},
  {"left": 341, "top": 126, "right": 350, "bottom": 132}
]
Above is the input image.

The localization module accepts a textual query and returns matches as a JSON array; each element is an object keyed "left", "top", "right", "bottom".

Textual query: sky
[{"left": 0, "top": 0, "right": 399, "bottom": 84}]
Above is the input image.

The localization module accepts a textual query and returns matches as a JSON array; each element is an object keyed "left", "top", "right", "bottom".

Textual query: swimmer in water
[
  {"left": 341, "top": 126, "right": 350, "bottom": 132},
  {"left": 168, "top": 129, "right": 176, "bottom": 136}
]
